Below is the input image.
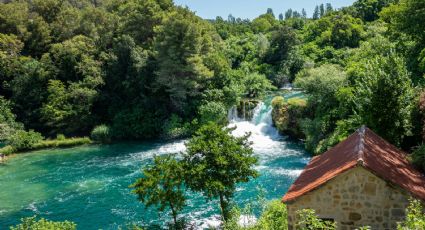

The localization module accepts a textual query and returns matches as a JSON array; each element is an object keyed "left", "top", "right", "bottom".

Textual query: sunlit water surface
[{"left": 0, "top": 92, "right": 310, "bottom": 229}]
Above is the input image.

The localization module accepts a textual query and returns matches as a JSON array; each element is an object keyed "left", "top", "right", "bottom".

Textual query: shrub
[
  {"left": 272, "top": 96, "right": 307, "bottom": 139},
  {"left": 56, "top": 134, "right": 66, "bottom": 141},
  {"left": 412, "top": 145, "right": 425, "bottom": 172},
  {"left": 91, "top": 125, "right": 112, "bottom": 143},
  {"left": 223, "top": 200, "right": 287, "bottom": 230},
  {"left": 296, "top": 209, "right": 336, "bottom": 229},
  {"left": 256, "top": 200, "right": 288, "bottom": 230},
  {"left": 0, "top": 145, "right": 15, "bottom": 155},
  {"left": 10, "top": 216, "right": 76, "bottom": 230},
  {"left": 161, "top": 114, "right": 189, "bottom": 140},
  {"left": 6, "top": 130, "right": 43, "bottom": 151},
  {"left": 198, "top": 101, "right": 227, "bottom": 126},
  {"left": 397, "top": 199, "right": 425, "bottom": 229}
]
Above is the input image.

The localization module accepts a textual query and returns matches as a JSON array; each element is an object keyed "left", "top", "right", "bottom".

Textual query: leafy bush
[
  {"left": 224, "top": 200, "right": 287, "bottom": 230},
  {"left": 296, "top": 209, "right": 336, "bottom": 229},
  {"left": 0, "top": 145, "right": 15, "bottom": 155},
  {"left": 411, "top": 145, "right": 425, "bottom": 172},
  {"left": 198, "top": 101, "right": 228, "bottom": 127},
  {"left": 243, "top": 73, "right": 276, "bottom": 98},
  {"left": 6, "top": 130, "right": 43, "bottom": 151},
  {"left": 91, "top": 125, "right": 112, "bottom": 143},
  {"left": 272, "top": 96, "right": 307, "bottom": 139},
  {"left": 397, "top": 199, "right": 425, "bottom": 230},
  {"left": 10, "top": 216, "right": 76, "bottom": 230},
  {"left": 161, "top": 114, "right": 189, "bottom": 140},
  {"left": 56, "top": 134, "right": 66, "bottom": 141},
  {"left": 255, "top": 200, "right": 288, "bottom": 230}
]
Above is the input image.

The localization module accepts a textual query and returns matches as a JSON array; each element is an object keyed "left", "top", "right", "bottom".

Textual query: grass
[{"left": 0, "top": 137, "right": 92, "bottom": 156}]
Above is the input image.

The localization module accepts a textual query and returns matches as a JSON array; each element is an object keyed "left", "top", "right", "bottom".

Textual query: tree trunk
[
  {"left": 169, "top": 201, "right": 178, "bottom": 228},
  {"left": 219, "top": 192, "right": 229, "bottom": 222}
]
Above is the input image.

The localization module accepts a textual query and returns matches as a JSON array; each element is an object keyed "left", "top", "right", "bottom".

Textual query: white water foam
[{"left": 229, "top": 102, "right": 282, "bottom": 154}]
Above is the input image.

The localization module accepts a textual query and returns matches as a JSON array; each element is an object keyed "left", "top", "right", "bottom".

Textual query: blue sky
[{"left": 173, "top": 0, "right": 356, "bottom": 20}]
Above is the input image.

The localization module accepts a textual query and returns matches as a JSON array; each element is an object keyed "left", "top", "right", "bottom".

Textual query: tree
[
  {"left": 115, "top": 0, "right": 172, "bottom": 46},
  {"left": 182, "top": 123, "right": 258, "bottom": 221},
  {"left": 302, "top": 8, "right": 307, "bottom": 18},
  {"left": 243, "top": 73, "right": 276, "bottom": 98},
  {"left": 278, "top": 13, "right": 284, "bottom": 21},
  {"left": 131, "top": 154, "right": 186, "bottom": 227},
  {"left": 0, "top": 96, "right": 23, "bottom": 141},
  {"left": 354, "top": 0, "right": 394, "bottom": 22},
  {"left": 154, "top": 7, "right": 215, "bottom": 116},
  {"left": 319, "top": 4, "right": 325, "bottom": 17},
  {"left": 381, "top": 0, "right": 425, "bottom": 78},
  {"left": 354, "top": 51, "right": 413, "bottom": 146},
  {"left": 266, "top": 8, "right": 274, "bottom": 17},
  {"left": 285, "top": 9, "right": 293, "bottom": 19},
  {"left": 326, "top": 3, "right": 333, "bottom": 13},
  {"left": 313, "top": 6, "right": 320, "bottom": 19},
  {"left": 295, "top": 64, "right": 349, "bottom": 153}
]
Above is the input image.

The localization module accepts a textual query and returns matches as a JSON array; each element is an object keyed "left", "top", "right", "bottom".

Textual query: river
[{"left": 0, "top": 94, "right": 310, "bottom": 229}]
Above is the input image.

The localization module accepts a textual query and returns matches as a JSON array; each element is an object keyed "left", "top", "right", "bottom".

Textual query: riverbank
[{"left": 0, "top": 137, "right": 92, "bottom": 162}]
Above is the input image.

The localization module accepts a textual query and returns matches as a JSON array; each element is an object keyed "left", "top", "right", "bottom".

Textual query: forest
[
  {"left": 1, "top": 0, "right": 425, "bottom": 229},
  {"left": 0, "top": 0, "right": 424, "bottom": 162}
]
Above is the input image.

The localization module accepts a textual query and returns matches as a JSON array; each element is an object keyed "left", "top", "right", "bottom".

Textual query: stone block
[
  {"left": 349, "top": 212, "right": 362, "bottom": 221},
  {"left": 363, "top": 182, "right": 377, "bottom": 195}
]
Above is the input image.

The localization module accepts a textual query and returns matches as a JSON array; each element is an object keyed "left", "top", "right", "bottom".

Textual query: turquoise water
[{"left": 0, "top": 98, "right": 310, "bottom": 229}]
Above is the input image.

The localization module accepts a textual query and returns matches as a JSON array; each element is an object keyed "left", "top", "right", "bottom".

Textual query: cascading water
[{"left": 229, "top": 101, "right": 281, "bottom": 151}]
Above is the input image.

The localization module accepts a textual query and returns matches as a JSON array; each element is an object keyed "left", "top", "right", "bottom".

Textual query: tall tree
[
  {"left": 266, "top": 8, "right": 275, "bottom": 17},
  {"left": 355, "top": 51, "right": 414, "bottom": 146},
  {"left": 313, "top": 5, "right": 320, "bottom": 19},
  {"left": 326, "top": 3, "right": 333, "bottom": 13},
  {"left": 285, "top": 9, "right": 293, "bottom": 19},
  {"left": 182, "top": 123, "right": 258, "bottom": 221},
  {"left": 319, "top": 4, "right": 325, "bottom": 17},
  {"left": 302, "top": 8, "right": 307, "bottom": 18},
  {"left": 154, "top": 7, "right": 215, "bottom": 116}
]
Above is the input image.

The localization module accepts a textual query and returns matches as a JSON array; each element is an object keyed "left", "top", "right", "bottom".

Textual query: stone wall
[{"left": 286, "top": 166, "right": 412, "bottom": 230}]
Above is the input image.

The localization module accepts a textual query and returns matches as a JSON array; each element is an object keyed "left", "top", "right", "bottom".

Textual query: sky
[{"left": 173, "top": 0, "right": 356, "bottom": 20}]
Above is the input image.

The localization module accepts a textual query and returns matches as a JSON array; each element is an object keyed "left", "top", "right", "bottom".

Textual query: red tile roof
[{"left": 282, "top": 126, "right": 425, "bottom": 202}]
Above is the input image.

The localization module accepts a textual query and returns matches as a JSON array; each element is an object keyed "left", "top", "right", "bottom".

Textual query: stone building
[{"left": 282, "top": 126, "right": 425, "bottom": 230}]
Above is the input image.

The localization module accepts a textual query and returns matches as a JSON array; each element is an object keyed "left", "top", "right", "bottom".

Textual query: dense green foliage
[
  {"left": 6, "top": 130, "right": 43, "bottom": 151},
  {"left": 271, "top": 96, "right": 307, "bottom": 139},
  {"left": 397, "top": 199, "right": 425, "bottom": 230},
  {"left": 182, "top": 123, "right": 258, "bottom": 221},
  {"left": 2, "top": 0, "right": 421, "bottom": 159},
  {"left": 10, "top": 216, "right": 76, "bottom": 230}
]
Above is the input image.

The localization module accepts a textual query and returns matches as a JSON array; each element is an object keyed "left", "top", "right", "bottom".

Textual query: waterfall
[
  {"left": 228, "top": 106, "right": 239, "bottom": 122},
  {"left": 228, "top": 101, "right": 281, "bottom": 150}
]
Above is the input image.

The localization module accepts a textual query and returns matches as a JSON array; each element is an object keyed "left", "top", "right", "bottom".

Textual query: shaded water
[{"left": 0, "top": 92, "right": 310, "bottom": 229}]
